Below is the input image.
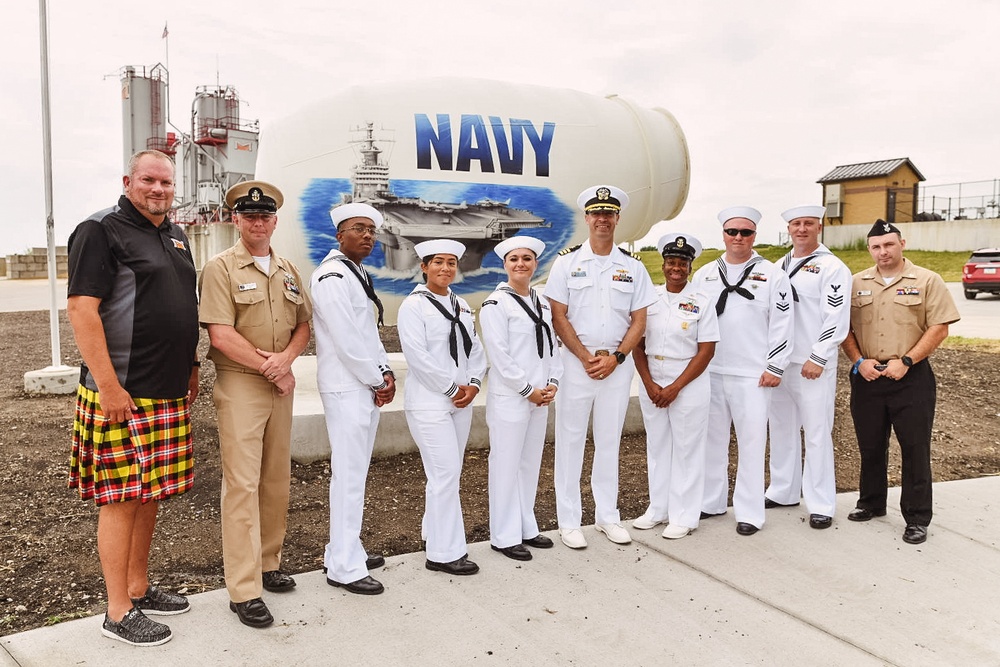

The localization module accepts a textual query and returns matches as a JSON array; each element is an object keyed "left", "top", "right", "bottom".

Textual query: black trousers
[{"left": 849, "top": 360, "right": 936, "bottom": 526}]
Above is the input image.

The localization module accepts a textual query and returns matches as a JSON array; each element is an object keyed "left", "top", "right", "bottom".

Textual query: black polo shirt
[{"left": 68, "top": 195, "right": 199, "bottom": 398}]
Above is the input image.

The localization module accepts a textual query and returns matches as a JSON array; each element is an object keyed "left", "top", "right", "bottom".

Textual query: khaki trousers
[{"left": 214, "top": 370, "right": 292, "bottom": 603}]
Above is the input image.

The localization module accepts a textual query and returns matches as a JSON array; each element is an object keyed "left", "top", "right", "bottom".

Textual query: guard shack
[{"left": 817, "top": 158, "right": 925, "bottom": 227}]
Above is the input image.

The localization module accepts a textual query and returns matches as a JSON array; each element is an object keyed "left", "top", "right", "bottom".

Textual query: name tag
[
  {"left": 856, "top": 290, "right": 871, "bottom": 296},
  {"left": 238, "top": 282, "right": 257, "bottom": 291}
]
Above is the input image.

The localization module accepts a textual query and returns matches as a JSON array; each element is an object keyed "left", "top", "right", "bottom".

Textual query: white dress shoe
[
  {"left": 559, "top": 528, "right": 588, "bottom": 549},
  {"left": 632, "top": 511, "right": 666, "bottom": 530},
  {"left": 662, "top": 524, "right": 692, "bottom": 540},
  {"left": 595, "top": 523, "right": 632, "bottom": 544}
]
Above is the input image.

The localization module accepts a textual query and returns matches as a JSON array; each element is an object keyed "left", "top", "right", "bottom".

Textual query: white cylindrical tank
[{"left": 260, "top": 77, "right": 689, "bottom": 323}]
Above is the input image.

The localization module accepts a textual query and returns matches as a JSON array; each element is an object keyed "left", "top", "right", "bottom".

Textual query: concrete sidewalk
[{"left": 3, "top": 476, "right": 999, "bottom": 666}]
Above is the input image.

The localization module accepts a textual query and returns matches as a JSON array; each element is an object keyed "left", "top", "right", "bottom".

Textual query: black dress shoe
[
  {"left": 425, "top": 556, "right": 480, "bottom": 576},
  {"left": 736, "top": 522, "right": 759, "bottom": 536},
  {"left": 229, "top": 598, "right": 273, "bottom": 628},
  {"left": 848, "top": 507, "right": 887, "bottom": 522},
  {"left": 902, "top": 524, "right": 928, "bottom": 544},
  {"left": 261, "top": 570, "right": 296, "bottom": 592},
  {"left": 809, "top": 514, "right": 833, "bottom": 529},
  {"left": 700, "top": 511, "right": 726, "bottom": 520},
  {"left": 492, "top": 544, "right": 532, "bottom": 561},
  {"left": 522, "top": 534, "right": 554, "bottom": 549},
  {"left": 764, "top": 498, "right": 800, "bottom": 509},
  {"left": 366, "top": 553, "right": 386, "bottom": 570},
  {"left": 327, "top": 575, "right": 384, "bottom": 595}
]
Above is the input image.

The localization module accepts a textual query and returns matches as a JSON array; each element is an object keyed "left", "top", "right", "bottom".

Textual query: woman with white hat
[
  {"left": 632, "top": 233, "right": 719, "bottom": 539},
  {"left": 479, "top": 236, "right": 563, "bottom": 561},
  {"left": 397, "top": 239, "right": 487, "bottom": 576}
]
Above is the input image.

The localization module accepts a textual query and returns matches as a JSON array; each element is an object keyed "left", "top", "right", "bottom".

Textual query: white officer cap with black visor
[{"left": 577, "top": 185, "right": 630, "bottom": 213}]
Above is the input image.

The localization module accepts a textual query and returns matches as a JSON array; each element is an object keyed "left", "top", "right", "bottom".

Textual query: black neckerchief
[
  {"left": 499, "top": 286, "right": 554, "bottom": 359},
  {"left": 781, "top": 252, "right": 818, "bottom": 303},
  {"left": 715, "top": 256, "right": 764, "bottom": 316},
  {"left": 339, "top": 258, "right": 384, "bottom": 327},
  {"left": 420, "top": 290, "right": 473, "bottom": 366}
]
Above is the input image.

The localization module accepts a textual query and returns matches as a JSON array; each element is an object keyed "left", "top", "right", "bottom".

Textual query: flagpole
[
  {"left": 163, "top": 22, "right": 170, "bottom": 125},
  {"left": 26, "top": 0, "right": 77, "bottom": 394},
  {"left": 37, "top": 0, "right": 60, "bottom": 368}
]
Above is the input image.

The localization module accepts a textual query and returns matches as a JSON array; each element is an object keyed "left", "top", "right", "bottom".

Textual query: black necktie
[
  {"left": 715, "top": 257, "right": 762, "bottom": 316},
  {"left": 499, "top": 286, "right": 554, "bottom": 359},
  {"left": 421, "top": 291, "right": 473, "bottom": 366},
  {"left": 781, "top": 253, "right": 818, "bottom": 302},
  {"left": 339, "top": 258, "right": 384, "bottom": 327}
]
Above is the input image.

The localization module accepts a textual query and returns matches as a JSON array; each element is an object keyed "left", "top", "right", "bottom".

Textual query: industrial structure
[{"left": 119, "top": 64, "right": 256, "bottom": 265}]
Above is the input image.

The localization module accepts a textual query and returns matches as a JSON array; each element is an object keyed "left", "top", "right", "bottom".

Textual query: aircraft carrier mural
[{"left": 300, "top": 122, "right": 574, "bottom": 296}]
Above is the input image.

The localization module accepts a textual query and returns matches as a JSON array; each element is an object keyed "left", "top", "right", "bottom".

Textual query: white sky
[{"left": 2, "top": 0, "right": 998, "bottom": 257}]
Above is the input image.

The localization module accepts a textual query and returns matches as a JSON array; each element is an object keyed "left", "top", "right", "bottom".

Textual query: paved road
[{"left": 946, "top": 281, "right": 999, "bottom": 339}]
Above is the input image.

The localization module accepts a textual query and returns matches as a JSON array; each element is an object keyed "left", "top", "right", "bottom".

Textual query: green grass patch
[
  {"left": 638, "top": 247, "right": 968, "bottom": 282},
  {"left": 941, "top": 336, "right": 1000, "bottom": 353},
  {"left": 44, "top": 611, "right": 91, "bottom": 626}
]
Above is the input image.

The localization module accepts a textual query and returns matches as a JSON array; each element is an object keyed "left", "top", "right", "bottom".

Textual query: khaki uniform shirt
[
  {"left": 849, "top": 258, "right": 959, "bottom": 360},
  {"left": 199, "top": 241, "right": 313, "bottom": 372}
]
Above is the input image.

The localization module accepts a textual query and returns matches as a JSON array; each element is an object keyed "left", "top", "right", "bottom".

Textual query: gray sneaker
[
  {"left": 101, "top": 607, "right": 172, "bottom": 646},
  {"left": 131, "top": 586, "right": 191, "bottom": 616}
]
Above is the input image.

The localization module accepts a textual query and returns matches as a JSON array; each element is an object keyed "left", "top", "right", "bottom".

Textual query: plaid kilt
[{"left": 69, "top": 386, "right": 194, "bottom": 506}]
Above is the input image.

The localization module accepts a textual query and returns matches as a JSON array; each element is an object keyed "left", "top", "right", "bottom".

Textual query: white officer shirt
[
  {"left": 310, "top": 249, "right": 391, "bottom": 392},
  {"left": 479, "top": 282, "right": 564, "bottom": 397},
  {"left": 691, "top": 252, "right": 794, "bottom": 378},
  {"left": 397, "top": 284, "right": 487, "bottom": 410},
  {"left": 778, "top": 243, "right": 852, "bottom": 367},
  {"left": 643, "top": 282, "right": 721, "bottom": 360},
  {"left": 543, "top": 241, "right": 657, "bottom": 348}
]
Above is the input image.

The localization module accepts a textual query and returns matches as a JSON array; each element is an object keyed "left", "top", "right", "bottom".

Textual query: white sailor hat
[
  {"left": 414, "top": 239, "right": 466, "bottom": 260},
  {"left": 781, "top": 205, "right": 826, "bottom": 222},
  {"left": 330, "top": 202, "right": 385, "bottom": 229},
  {"left": 226, "top": 180, "right": 283, "bottom": 212},
  {"left": 494, "top": 235, "right": 545, "bottom": 260},
  {"left": 656, "top": 232, "right": 702, "bottom": 260},
  {"left": 718, "top": 206, "right": 761, "bottom": 226},
  {"left": 577, "top": 185, "right": 629, "bottom": 213}
]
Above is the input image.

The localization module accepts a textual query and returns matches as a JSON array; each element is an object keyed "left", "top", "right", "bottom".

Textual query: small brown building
[{"left": 817, "top": 158, "right": 925, "bottom": 226}]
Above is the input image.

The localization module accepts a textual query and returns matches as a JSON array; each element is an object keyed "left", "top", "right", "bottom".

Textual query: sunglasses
[{"left": 723, "top": 228, "right": 755, "bottom": 238}]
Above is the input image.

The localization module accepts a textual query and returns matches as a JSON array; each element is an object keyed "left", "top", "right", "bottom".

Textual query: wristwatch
[
  {"left": 613, "top": 351, "right": 627, "bottom": 365},
  {"left": 901, "top": 355, "right": 914, "bottom": 367}
]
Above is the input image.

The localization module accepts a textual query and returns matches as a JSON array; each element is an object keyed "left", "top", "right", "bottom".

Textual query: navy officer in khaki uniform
[
  {"left": 199, "top": 181, "right": 312, "bottom": 627},
  {"left": 841, "top": 219, "right": 959, "bottom": 545}
]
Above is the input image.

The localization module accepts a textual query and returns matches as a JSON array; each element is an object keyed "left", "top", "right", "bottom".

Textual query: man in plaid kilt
[{"left": 67, "top": 150, "right": 201, "bottom": 646}]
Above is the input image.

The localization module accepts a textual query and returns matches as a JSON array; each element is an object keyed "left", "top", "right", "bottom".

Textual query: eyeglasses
[
  {"left": 723, "top": 228, "right": 755, "bottom": 238},
  {"left": 342, "top": 225, "right": 378, "bottom": 237}
]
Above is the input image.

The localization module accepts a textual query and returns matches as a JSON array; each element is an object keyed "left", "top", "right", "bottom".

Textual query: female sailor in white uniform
[
  {"left": 397, "top": 239, "right": 487, "bottom": 576},
  {"left": 479, "top": 236, "right": 563, "bottom": 561},
  {"left": 632, "top": 233, "right": 719, "bottom": 539}
]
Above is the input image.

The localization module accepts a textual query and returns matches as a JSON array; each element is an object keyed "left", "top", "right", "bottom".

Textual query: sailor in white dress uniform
[
  {"left": 479, "top": 236, "right": 563, "bottom": 561},
  {"left": 691, "top": 207, "right": 793, "bottom": 535},
  {"left": 311, "top": 202, "right": 395, "bottom": 596},
  {"left": 765, "top": 205, "right": 851, "bottom": 528},
  {"left": 397, "top": 239, "right": 487, "bottom": 576},
  {"left": 544, "top": 185, "right": 657, "bottom": 549},
  {"left": 633, "top": 233, "right": 719, "bottom": 539}
]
